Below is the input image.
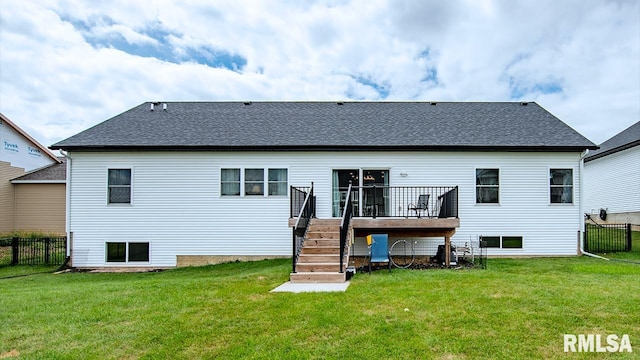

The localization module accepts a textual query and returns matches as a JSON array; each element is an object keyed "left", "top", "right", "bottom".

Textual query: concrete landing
[{"left": 271, "top": 281, "right": 350, "bottom": 293}]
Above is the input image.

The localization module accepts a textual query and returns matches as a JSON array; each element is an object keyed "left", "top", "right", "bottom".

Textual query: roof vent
[
  {"left": 150, "top": 103, "right": 154, "bottom": 111},
  {"left": 163, "top": 103, "right": 167, "bottom": 111},
  {"left": 337, "top": 102, "right": 344, "bottom": 105},
  {"left": 520, "top": 102, "right": 528, "bottom": 106},
  {"left": 243, "top": 101, "right": 252, "bottom": 105},
  {"left": 430, "top": 102, "right": 437, "bottom": 106}
]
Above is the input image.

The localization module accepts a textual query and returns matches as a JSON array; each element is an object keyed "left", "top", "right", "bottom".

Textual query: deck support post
[{"left": 444, "top": 235, "right": 451, "bottom": 267}]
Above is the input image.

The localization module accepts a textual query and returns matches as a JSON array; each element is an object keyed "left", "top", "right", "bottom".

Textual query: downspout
[
  {"left": 60, "top": 149, "right": 72, "bottom": 261},
  {"left": 579, "top": 149, "right": 609, "bottom": 260}
]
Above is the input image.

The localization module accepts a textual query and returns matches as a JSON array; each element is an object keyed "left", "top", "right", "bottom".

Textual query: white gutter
[{"left": 579, "top": 149, "right": 609, "bottom": 260}]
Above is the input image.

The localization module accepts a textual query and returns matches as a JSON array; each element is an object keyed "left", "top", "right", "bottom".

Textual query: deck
[
  {"left": 349, "top": 217, "right": 459, "bottom": 237},
  {"left": 289, "top": 184, "right": 461, "bottom": 282},
  {"left": 289, "top": 216, "right": 460, "bottom": 282},
  {"left": 288, "top": 217, "right": 459, "bottom": 237}
]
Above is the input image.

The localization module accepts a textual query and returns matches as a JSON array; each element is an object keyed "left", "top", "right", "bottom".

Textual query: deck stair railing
[
  {"left": 291, "top": 183, "right": 315, "bottom": 273},
  {"left": 339, "top": 183, "right": 354, "bottom": 273}
]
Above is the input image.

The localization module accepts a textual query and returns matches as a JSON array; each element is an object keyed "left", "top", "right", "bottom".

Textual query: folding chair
[{"left": 367, "top": 234, "right": 391, "bottom": 272}]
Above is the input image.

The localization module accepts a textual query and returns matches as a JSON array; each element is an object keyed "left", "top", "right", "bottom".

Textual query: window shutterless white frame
[
  {"left": 475, "top": 167, "right": 500, "bottom": 204},
  {"left": 268, "top": 168, "right": 289, "bottom": 196},
  {"left": 501, "top": 236, "right": 523, "bottom": 249},
  {"left": 479, "top": 235, "right": 523, "bottom": 249},
  {"left": 244, "top": 168, "right": 265, "bottom": 196},
  {"left": 105, "top": 241, "right": 151, "bottom": 263},
  {"left": 481, "top": 236, "right": 501, "bottom": 248},
  {"left": 221, "top": 168, "right": 241, "bottom": 196},
  {"left": 107, "top": 167, "right": 133, "bottom": 205},
  {"left": 221, "top": 167, "right": 289, "bottom": 197},
  {"left": 549, "top": 168, "right": 574, "bottom": 204}
]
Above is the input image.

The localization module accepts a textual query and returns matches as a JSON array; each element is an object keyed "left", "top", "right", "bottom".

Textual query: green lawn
[{"left": 1, "top": 257, "right": 639, "bottom": 359}]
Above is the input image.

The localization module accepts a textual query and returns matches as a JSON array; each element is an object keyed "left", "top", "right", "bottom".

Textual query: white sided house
[
  {"left": 584, "top": 121, "right": 640, "bottom": 227},
  {"left": 51, "top": 102, "right": 597, "bottom": 277}
]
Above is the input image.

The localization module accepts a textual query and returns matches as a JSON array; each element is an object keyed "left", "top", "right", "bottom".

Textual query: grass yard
[{"left": 1, "top": 257, "right": 639, "bottom": 359}]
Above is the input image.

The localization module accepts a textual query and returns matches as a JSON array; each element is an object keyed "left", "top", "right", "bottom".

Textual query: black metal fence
[
  {"left": 292, "top": 184, "right": 315, "bottom": 273},
  {"left": 584, "top": 223, "right": 631, "bottom": 253},
  {"left": 290, "top": 186, "right": 313, "bottom": 218},
  {"left": 351, "top": 185, "right": 459, "bottom": 218},
  {"left": 477, "top": 240, "right": 488, "bottom": 269},
  {"left": 0, "top": 237, "right": 67, "bottom": 266},
  {"left": 327, "top": 185, "right": 461, "bottom": 219}
]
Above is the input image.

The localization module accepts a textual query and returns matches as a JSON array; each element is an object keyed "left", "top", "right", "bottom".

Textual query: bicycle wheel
[{"left": 390, "top": 240, "right": 415, "bottom": 268}]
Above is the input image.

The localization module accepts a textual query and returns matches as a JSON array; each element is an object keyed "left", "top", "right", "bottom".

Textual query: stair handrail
[
  {"left": 339, "top": 183, "right": 353, "bottom": 273},
  {"left": 292, "top": 182, "right": 314, "bottom": 273}
]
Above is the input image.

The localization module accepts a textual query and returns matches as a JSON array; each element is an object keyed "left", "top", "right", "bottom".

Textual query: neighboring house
[
  {"left": 0, "top": 113, "right": 61, "bottom": 234},
  {"left": 584, "top": 121, "right": 640, "bottom": 227},
  {"left": 10, "top": 158, "right": 67, "bottom": 235},
  {"left": 51, "top": 101, "right": 597, "bottom": 269}
]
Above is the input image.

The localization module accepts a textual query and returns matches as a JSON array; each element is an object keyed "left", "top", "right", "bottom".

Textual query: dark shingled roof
[
  {"left": 585, "top": 121, "right": 640, "bottom": 162},
  {"left": 51, "top": 101, "right": 596, "bottom": 151},
  {"left": 11, "top": 158, "right": 67, "bottom": 182}
]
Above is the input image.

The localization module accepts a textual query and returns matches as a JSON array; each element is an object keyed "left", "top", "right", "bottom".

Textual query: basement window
[
  {"left": 480, "top": 236, "right": 523, "bottom": 249},
  {"left": 502, "top": 236, "right": 523, "bottom": 249},
  {"left": 106, "top": 242, "right": 150, "bottom": 262}
]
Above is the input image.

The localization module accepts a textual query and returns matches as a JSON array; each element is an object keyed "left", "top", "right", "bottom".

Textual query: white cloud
[{"left": 0, "top": 0, "right": 638, "bottom": 147}]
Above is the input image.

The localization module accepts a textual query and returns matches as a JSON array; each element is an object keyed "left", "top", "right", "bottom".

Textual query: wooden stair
[{"left": 290, "top": 219, "right": 347, "bottom": 283}]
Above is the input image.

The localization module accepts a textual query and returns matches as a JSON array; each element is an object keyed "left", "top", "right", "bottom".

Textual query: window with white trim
[
  {"left": 476, "top": 168, "right": 499, "bottom": 204},
  {"left": 221, "top": 168, "right": 288, "bottom": 197},
  {"left": 106, "top": 242, "right": 150, "bottom": 262},
  {"left": 550, "top": 169, "right": 573, "bottom": 204},
  {"left": 245, "top": 169, "right": 264, "bottom": 196},
  {"left": 268, "top": 169, "right": 288, "bottom": 196},
  {"left": 221, "top": 168, "right": 240, "bottom": 196},
  {"left": 481, "top": 236, "right": 523, "bottom": 249},
  {"left": 108, "top": 169, "right": 131, "bottom": 204}
]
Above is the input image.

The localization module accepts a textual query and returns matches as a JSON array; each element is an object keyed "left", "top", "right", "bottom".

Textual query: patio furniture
[
  {"left": 367, "top": 234, "right": 391, "bottom": 272},
  {"left": 408, "top": 194, "right": 430, "bottom": 218}
]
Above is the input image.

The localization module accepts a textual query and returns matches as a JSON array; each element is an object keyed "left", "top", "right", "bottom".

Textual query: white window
[
  {"left": 106, "top": 242, "right": 149, "bottom": 262},
  {"left": 550, "top": 169, "right": 573, "bottom": 204},
  {"left": 221, "top": 168, "right": 288, "bottom": 197},
  {"left": 268, "top": 169, "right": 288, "bottom": 196},
  {"left": 221, "top": 168, "right": 240, "bottom": 196},
  {"left": 108, "top": 169, "right": 131, "bottom": 204},
  {"left": 476, "top": 169, "right": 499, "bottom": 204},
  {"left": 245, "top": 169, "right": 264, "bottom": 196},
  {"left": 481, "top": 236, "right": 523, "bottom": 249}
]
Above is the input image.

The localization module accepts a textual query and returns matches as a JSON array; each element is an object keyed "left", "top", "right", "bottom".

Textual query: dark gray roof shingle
[
  {"left": 51, "top": 101, "right": 596, "bottom": 151},
  {"left": 11, "top": 158, "right": 67, "bottom": 182},
  {"left": 585, "top": 121, "right": 640, "bottom": 162}
]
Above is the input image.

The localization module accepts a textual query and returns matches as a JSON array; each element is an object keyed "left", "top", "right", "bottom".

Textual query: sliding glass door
[
  {"left": 332, "top": 169, "right": 389, "bottom": 217},
  {"left": 362, "top": 169, "right": 389, "bottom": 217},
  {"left": 332, "top": 169, "right": 359, "bottom": 217}
]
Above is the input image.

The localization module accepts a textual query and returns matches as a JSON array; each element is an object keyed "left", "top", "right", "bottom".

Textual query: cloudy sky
[{"left": 1, "top": 0, "right": 638, "bottom": 149}]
